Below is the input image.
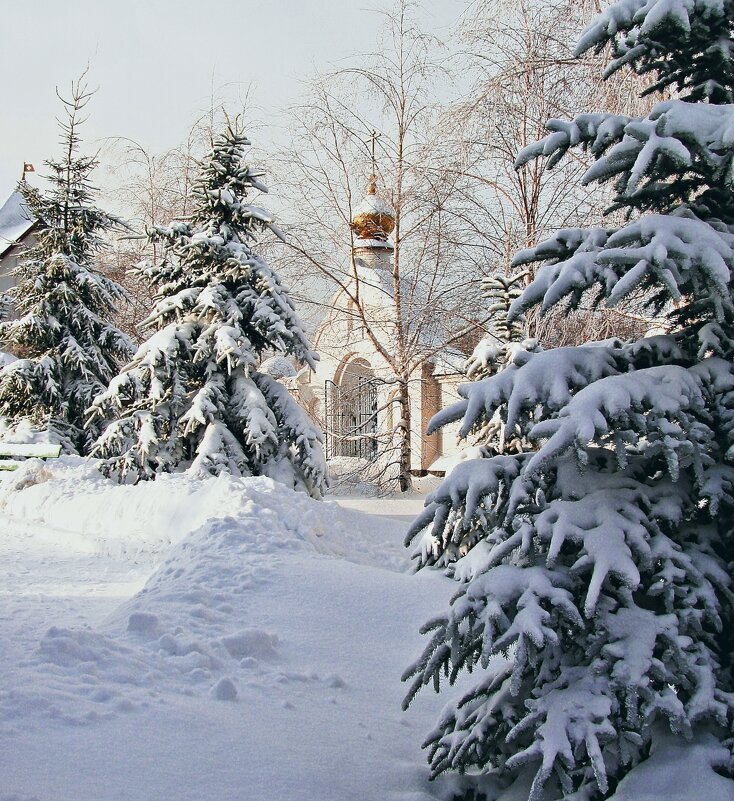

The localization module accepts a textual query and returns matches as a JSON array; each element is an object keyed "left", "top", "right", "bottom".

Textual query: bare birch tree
[
  {"left": 453, "top": 0, "right": 656, "bottom": 346},
  {"left": 269, "top": 1, "right": 494, "bottom": 491}
]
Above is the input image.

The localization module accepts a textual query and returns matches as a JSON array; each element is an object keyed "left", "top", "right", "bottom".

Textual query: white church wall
[{"left": 436, "top": 375, "right": 465, "bottom": 462}]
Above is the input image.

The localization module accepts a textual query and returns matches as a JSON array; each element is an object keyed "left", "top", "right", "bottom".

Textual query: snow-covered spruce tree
[
  {"left": 89, "top": 126, "right": 327, "bottom": 498},
  {"left": 403, "top": 2, "right": 734, "bottom": 800},
  {"left": 0, "top": 80, "right": 132, "bottom": 453}
]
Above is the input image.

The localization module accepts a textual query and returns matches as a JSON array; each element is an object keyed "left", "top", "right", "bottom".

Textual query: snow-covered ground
[{"left": 0, "top": 459, "right": 463, "bottom": 801}]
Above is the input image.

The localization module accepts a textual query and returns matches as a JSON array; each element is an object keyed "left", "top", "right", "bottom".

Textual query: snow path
[
  {"left": 0, "top": 462, "right": 460, "bottom": 801},
  {"left": 328, "top": 494, "right": 428, "bottom": 523}
]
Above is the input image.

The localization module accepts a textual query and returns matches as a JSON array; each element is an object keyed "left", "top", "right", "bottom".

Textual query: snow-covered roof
[
  {"left": 0, "top": 191, "right": 35, "bottom": 259},
  {"left": 350, "top": 181, "right": 396, "bottom": 241}
]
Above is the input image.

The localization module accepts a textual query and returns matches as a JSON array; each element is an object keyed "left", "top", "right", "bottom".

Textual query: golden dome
[{"left": 350, "top": 176, "right": 395, "bottom": 241}]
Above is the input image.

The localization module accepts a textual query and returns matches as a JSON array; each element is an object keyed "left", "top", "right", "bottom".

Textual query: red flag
[{"left": 23, "top": 163, "right": 35, "bottom": 173}]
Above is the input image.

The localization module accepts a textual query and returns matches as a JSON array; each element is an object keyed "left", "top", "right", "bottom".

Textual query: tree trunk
[{"left": 397, "top": 376, "right": 412, "bottom": 492}]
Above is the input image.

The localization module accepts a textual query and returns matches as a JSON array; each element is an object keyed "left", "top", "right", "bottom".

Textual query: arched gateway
[{"left": 325, "top": 357, "right": 382, "bottom": 460}]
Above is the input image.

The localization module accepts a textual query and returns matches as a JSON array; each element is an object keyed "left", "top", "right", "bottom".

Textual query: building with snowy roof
[
  {"left": 0, "top": 189, "right": 37, "bottom": 321},
  {"left": 295, "top": 177, "right": 469, "bottom": 478}
]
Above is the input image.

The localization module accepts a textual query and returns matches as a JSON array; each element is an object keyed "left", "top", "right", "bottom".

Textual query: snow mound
[
  {"left": 0, "top": 462, "right": 412, "bottom": 727},
  {"left": 0, "top": 459, "right": 465, "bottom": 801},
  {"left": 0, "top": 459, "right": 407, "bottom": 569}
]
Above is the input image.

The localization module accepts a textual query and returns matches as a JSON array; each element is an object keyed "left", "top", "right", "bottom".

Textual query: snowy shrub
[
  {"left": 89, "top": 126, "right": 326, "bottom": 498},
  {"left": 403, "top": 1, "right": 734, "bottom": 799}
]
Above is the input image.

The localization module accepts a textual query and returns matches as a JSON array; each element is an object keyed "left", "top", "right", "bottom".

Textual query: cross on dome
[{"left": 350, "top": 131, "right": 395, "bottom": 242}]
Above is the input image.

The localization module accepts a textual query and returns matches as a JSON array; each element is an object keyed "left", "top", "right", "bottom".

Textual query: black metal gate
[{"left": 324, "top": 378, "right": 381, "bottom": 461}]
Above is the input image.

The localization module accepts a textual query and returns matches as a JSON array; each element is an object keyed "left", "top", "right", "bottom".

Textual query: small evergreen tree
[
  {"left": 466, "top": 271, "right": 539, "bottom": 381},
  {"left": 484, "top": 273, "right": 525, "bottom": 343},
  {"left": 89, "top": 125, "right": 327, "bottom": 498},
  {"left": 465, "top": 271, "right": 539, "bottom": 455},
  {"left": 0, "top": 79, "right": 133, "bottom": 453},
  {"left": 403, "top": 2, "right": 734, "bottom": 799}
]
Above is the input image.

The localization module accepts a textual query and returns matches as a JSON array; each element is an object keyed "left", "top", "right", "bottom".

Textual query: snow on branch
[
  {"left": 575, "top": 0, "right": 734, "bottom": 103},
  {"left": 429, "top": 345, "right": 620, "bottom": 444},
  {"left": 510, "top": 213, "right": 734, "bottom": 322},
  {"left": 516, "top": 114, "right": 632, "bottom": 171},
  {"left": 518, "top": 101, "right": 734, "bottom": 218},
  {"left": 527, "top": 365, "right": 707, "bottom": 478}
]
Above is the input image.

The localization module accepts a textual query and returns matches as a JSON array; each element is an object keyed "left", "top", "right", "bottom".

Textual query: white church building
[{"left": 278, "top": 178, "right": 469, "bottom": 477}]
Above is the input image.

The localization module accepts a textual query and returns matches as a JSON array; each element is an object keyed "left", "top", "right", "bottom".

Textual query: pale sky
[{"left": 1, "top": 0, "right": 465, "bottom": 194}]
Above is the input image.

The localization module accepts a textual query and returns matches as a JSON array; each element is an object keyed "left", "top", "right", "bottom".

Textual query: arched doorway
[
  {"left": 325, "top": 358, "right": 380, "bottom": 460},
  {"left": 339, "top": 358, "right": 373, "bottom": 390}
]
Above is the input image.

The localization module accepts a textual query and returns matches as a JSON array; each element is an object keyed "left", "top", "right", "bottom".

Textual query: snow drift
[{"left": 0, "top": 461, "right": 459, "bottom": 801}]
